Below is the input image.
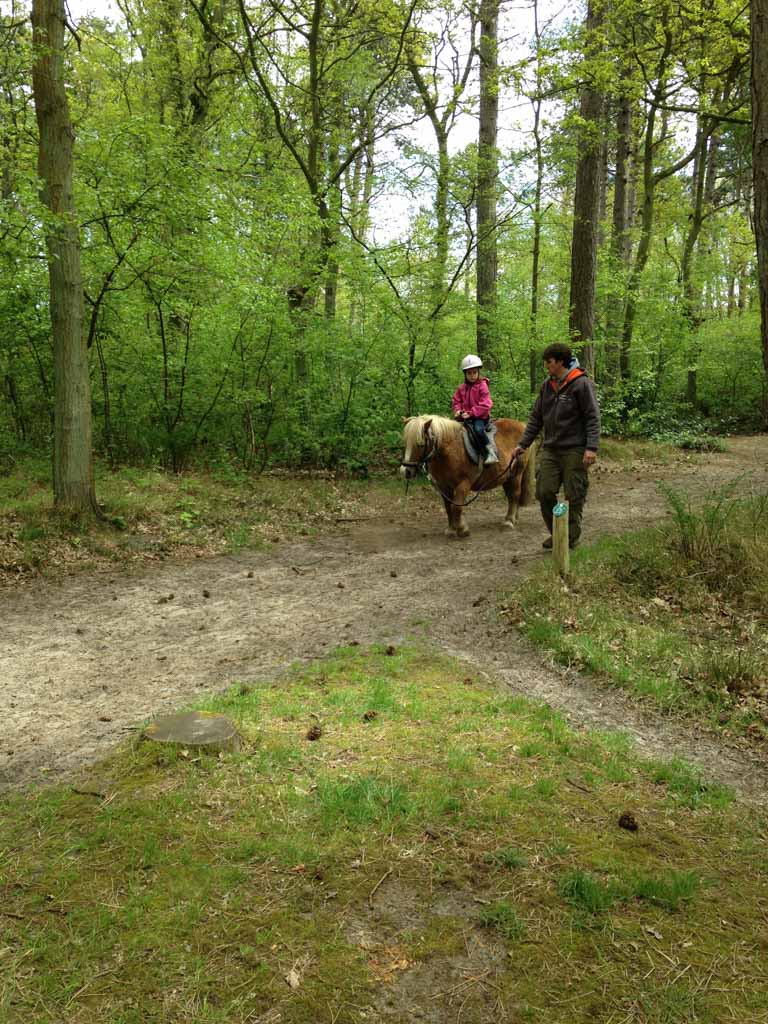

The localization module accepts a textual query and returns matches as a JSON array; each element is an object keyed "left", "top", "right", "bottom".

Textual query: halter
[{"left": 399, "top": 447, "right": 435, "bottom": 473}]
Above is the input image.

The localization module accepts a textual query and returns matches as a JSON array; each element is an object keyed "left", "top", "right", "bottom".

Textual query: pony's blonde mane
[{"left": 403, "top": 414, "right": 462, "bottom": 450}]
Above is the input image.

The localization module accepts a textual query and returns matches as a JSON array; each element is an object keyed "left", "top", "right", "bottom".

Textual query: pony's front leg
[
  {"left": 442, "top": 495, "right": 459, "bottom": 537},
  {"left": 452, "top": 483, "right": 471, "bottom": 538}
]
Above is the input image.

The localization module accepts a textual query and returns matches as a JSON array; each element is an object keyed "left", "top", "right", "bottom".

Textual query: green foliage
[
  {"left": 626, "top": 870, "right": 700, "bottom": 911},
  {"left": 659, "top": 481, "right": 740, "bottom": 562},
  {"left": 0, "top": 0, "right": 762, "bottom": 485},
  {"left": 559, "top": 867, "right": 701, "bottom": 915}
]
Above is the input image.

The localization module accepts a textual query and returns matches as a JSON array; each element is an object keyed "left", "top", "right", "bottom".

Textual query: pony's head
[{"left": 399, "top": 415, "right": 461, "bottom": 479}]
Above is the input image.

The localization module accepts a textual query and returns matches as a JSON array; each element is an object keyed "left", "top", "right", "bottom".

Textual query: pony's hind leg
[{"left": 502, "top": 474, "right": 521, "bottom": 528}]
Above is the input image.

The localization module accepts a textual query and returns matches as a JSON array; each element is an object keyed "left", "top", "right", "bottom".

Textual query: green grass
[
  {"left": 1, "top": 645, "right": 767, "bottom": 1023},
  {"left": 505, "top": 488, "right": 768, "bottom": 738},
  {"left": 559, "top": 867, "right": 700, "bottom": 917},
  {"left": 479, "top": 900, "right": 527, "bottom": 940},
  {"left": 485, "top": 845, "right": 528, "bottom": 869}
]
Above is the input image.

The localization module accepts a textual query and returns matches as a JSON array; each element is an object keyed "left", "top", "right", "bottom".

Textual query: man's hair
[{"left": 542, "top": 342, "right": 572, "bottom": 365}]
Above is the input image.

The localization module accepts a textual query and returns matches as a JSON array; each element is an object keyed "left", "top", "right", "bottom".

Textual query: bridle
[
  {"left": 399, "top": 445, "right": 436, "bottom": 476},
  {"left": 399, "top": 421, "right": 437, "bottom": 476}
]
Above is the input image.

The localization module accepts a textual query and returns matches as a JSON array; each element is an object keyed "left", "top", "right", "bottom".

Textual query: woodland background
[{"left": 2, "top": 0, "right": 767, "bottom": 484}]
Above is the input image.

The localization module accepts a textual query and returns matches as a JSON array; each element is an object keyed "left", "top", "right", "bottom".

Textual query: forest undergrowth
[
  {"left": 0, "top": 439, "right": 670, "bottom": 585},
  {"left": 506, "top": 482, "right": 768, "bottom": 742}
]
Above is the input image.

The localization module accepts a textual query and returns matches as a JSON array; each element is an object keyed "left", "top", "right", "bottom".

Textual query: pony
[{"left": 400, "top": 415, "right": 535, "bottom": 538}]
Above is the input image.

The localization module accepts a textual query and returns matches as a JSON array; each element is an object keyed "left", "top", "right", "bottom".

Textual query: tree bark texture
[
  {"left": 568, "top": 0, "right": 603, "bottom": 377},
  {"left": 683, "top": 119, "right": 720, "bottom": 408},
  {"left": 752, "top": 0, "right": 768, "bottom": 383},
  {"left": 476, "top": 0, "right": 499, "bottom": 360},
  {"left": 31, "top": 0, "right": 96, "bottom": 512},
  {"left": 529, "top": 0, "right": 545, "bottom": 392},
  {"left": 605, "top": 75, "right": 633, "bottom": 385}
]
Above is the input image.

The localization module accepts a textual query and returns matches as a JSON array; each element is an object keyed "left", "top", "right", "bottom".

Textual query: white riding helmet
[{"left": 460, "top": 354, "right": 483, "bottom": 371}]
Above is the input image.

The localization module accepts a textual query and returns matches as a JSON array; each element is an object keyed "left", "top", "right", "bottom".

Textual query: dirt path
[{"left": 2, "top": 437, "right": 767, "bottom": 799}]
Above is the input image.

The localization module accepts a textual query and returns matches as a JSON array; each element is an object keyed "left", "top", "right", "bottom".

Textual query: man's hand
[
  {"left": 583, "top": 450, "right": 597, "bottom": 468},
  {"left": 512, "top": 445, "right": 525, "bottom": 459}
]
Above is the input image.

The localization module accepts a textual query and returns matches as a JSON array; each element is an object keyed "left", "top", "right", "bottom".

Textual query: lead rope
[{"left": 418, "top": 450, "right": 519, "bottom": 508}]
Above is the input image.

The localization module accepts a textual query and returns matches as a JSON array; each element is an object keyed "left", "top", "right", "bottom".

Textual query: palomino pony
[{"left": 400, "top": 415, "right": 535, "bottom": 538}]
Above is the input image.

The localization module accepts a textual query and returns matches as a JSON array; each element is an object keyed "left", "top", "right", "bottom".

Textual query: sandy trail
[{"left": 2, "top": 436, "right": 767, "bottom": 800}]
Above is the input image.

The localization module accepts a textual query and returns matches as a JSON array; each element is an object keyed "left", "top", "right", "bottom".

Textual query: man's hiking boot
[{"left": 543, "top": 536, "right": 580, "bottom": 550}]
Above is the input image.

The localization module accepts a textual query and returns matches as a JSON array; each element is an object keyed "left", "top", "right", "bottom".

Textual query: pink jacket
[{"left": 452, "top": 377, "right": 493, "bottom": 419}]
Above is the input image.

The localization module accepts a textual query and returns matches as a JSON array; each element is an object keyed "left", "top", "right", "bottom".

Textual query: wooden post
[{"left": 552, "top": 499, "right": 569, "bottom": 576}]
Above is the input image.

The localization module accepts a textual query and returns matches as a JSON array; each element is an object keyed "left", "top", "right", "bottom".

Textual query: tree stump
[{"left": 143, "top": 711, "right": 241, "bottom": 754}]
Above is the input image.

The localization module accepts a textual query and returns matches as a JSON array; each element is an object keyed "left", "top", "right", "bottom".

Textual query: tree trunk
[
  {"left": 621, "top": 21, "right": 696, "bottom": 371},
  {"left": 324, "top": 147, "right": 341, "bottom": 319},
  {"left": 433, "top": 128, "right": 451, "bottom": 307},
  {"left": 605, "top": 73, "right": 633, "bottom": 384},
  {"left": 529, "top": 0, "right": 544, "bottom": 392},
  {"left": 568, "top": 0, "right": 603, "bottom": 378},
  {"left": 476, "top": 0, "right": 499, "bottom": 361},
  {"left": 683, "top": 122, "right": 720, "bottom": 408},
  {"left": 31, "top": 0, "right": 96, "bottom": 513},
  {"left": 752, "top": 0, "right": 768, "bottom": 390},
  {"left": 529, "top": 93, "right": 543, "bottom": 392}
]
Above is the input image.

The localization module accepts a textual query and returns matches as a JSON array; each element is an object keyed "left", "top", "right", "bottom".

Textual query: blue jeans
[{"left": 469, "top": 417, "right": 490, "bottom": 452}]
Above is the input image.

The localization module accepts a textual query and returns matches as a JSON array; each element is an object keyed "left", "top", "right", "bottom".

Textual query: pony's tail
[{"left": 519, "top": 442, "right": 536, "bottom": 506}]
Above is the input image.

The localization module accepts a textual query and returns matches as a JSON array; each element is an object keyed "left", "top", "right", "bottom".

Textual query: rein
[{"left": 427, "top": 451, "right": 519, "bottom": 508}]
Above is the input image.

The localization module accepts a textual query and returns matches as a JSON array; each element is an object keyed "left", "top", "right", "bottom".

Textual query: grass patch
[
  {"left": 2, "top": 646, "right": 767, "bottom": 1023},
  {"left": 506, "top": 485, "right": 768, "bottom": 738},
  {"left": 479, "top": 900, "right": 527, "bottom": 940},
  {"left": 559, "top": 868, "right": 621, "bottom": 914}
]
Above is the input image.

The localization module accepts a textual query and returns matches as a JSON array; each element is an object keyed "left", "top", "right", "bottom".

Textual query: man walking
[{"left": 512, "top": 343, "right": 600, "bottom": 549}]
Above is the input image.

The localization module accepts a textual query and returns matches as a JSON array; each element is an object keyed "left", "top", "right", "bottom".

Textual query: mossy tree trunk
[
  {"left": 476, "top": 0, "right": 499, "bottom": 362},
  {"left": 31, "top": 0, "right": 97, "bottom": 514},
  {"left": 752, "top": 0, "right": 768, "bottom": 396},
  {"left": 568, "top": 0, "right": 604, "bottom": 379}
]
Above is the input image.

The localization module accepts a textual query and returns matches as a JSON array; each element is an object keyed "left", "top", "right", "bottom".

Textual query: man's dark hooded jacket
[{"left": 518, "top": 361, "right": 600, "bottom": 452}]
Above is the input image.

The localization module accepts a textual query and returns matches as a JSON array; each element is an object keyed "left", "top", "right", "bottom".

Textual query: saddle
[{"left": 462, "top": 420, "right": 499, "bottom": 466}]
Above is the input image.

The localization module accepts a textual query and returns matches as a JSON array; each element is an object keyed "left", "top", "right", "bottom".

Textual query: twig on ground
[{"left": 368, "top": 868, "right": 393, "bottom": 907}]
